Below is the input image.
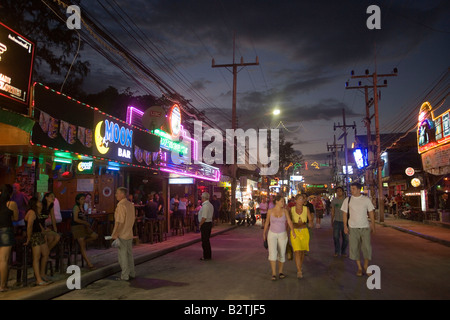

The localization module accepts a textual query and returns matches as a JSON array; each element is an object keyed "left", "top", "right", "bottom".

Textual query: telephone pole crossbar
[{"left": 345, "top": 68, "right": 398, "bottom": 222}]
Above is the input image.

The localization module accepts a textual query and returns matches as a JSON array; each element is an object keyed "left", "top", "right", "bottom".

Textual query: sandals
[
  {"left": 271, "top": 275, "right": 277, "bottom": 281},
  {"left": 279, "top": 273, "right": 286, "bottom": 279},
  {"left": 297, "top": 271, "right": 303, "bottom": 279}
]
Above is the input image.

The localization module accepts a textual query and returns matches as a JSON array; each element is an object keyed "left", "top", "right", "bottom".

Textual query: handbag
[
  {"left": 286, "top": 243, "right": 293, "bottom": 260},
  {"left": 263, "top": 239, "right": 268, "bottom": 249}
]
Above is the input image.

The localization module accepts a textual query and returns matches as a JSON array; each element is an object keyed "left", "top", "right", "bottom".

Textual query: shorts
[
  {"left": 29, "top": 232, "right": 46, "bottom": 247},
  {"left": 290, "top": 228, "right": 310, "bottom": 252},
  {"left": 71, "top": 224, "right": 96, "bottom": 240},
  {"left": 260, "top": 213, "right": 267, "bottom": 220},
  {"left": 348, "top": 227, "right": 372, "bottom": 261},
  {"left": 0, "top": 227, "right": 15, "bottom": 247},
  {"left": 315, "top": 209, "right": 324, "bottom": 219}
]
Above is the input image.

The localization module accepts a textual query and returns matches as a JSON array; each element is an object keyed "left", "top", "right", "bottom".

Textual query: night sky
[{"left": 59, "top": 0, "right": 450, "bottom": 180}]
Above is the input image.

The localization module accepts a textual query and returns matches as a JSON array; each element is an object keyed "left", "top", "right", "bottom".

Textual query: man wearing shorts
[{"left": 342, "top": 182, "right": 375, "bottom": 276}]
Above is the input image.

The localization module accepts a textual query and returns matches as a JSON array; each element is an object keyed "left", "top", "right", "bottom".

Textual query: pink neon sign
[{"left": 126, "top": 105, "right": 219, "bottom": 181}]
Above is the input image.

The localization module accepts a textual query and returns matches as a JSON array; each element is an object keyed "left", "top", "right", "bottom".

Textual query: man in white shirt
[
  {"left": 199, "top": 192, "right": 214, "bottom": 260},
  {"left": 341, "top": 182, "right": 375, "bottom": 276}
]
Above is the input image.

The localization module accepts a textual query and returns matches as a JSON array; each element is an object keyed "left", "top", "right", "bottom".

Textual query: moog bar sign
[{"left": 94, "top": 113, "right": 133, "bottom": 163}]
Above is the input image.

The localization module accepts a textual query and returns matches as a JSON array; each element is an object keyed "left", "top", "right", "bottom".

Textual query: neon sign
[
  {"left": 77, "top": 161, "right": 94, "bottom": 174},
  {"left": 94, "top": 116, "right": 133, "bottom": 162},
  {"left": 169, "top": 104, "right": 181, "bottom": 137},
  {"left": 417, "top": 101, "right": 450, "bottom": 154},
  {"left": 0, "top": 22, "right": 35, "bottom": 108},
  {"left": 153, "top": 128, "right": 188, "bottom": 155}
]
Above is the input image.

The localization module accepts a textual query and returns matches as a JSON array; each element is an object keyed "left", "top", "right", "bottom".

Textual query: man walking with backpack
[{"left": 342, "top": 182, "right": 375, "bottom": 277}]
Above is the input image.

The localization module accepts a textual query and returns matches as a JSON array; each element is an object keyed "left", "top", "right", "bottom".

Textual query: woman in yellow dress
[{"left": 290, "top": 194, "right": 314, "bottom": 278}]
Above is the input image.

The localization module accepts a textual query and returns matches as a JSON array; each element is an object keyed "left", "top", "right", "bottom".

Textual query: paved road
[{"left": 55, "top": 215, "right": 450, "bottom": 300}]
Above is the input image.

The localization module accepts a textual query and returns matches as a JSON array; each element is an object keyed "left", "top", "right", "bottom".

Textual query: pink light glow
[
  {"left": 126, "top": 106, "right": 219, "bottom": 180},
  {"left": 126, "top": 106, "right": 144, "bottom": 125},
  {"left": 127, "top": 106, "right": 198, "bottom": 161},
  {"left": 160, "top": 165, "right": 221, "bottom": 182}
]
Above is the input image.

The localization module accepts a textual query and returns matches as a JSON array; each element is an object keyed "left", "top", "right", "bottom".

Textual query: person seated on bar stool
[
  {"left": 144, "top": 196, "right": 158, "bottom": 241},
  {"left": 235, "top": 202, "right": 246, "bottom": 226}
]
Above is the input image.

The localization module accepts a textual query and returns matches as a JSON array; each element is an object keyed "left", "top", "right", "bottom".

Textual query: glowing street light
[{"left": 273, "top": 108, "right": 281, "bottom": 116}]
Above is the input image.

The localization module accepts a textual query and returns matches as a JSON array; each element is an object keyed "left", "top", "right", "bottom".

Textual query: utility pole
[
  {"left": 211, "top": 33, "right": 259, "bottom": 224},
  {"left": 327, "top": 135, "right": 343, "bottom": 188},
  {"left": 345, "top": 68, "right": 398, "bottom": 222},
  {"left": 334, "top": 109, "right": 356, "bottom": 195}
]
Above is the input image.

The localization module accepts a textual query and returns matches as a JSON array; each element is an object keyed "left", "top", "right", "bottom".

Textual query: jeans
[{"left": 333, "top": 221, "right": 348, "bottom": 255}]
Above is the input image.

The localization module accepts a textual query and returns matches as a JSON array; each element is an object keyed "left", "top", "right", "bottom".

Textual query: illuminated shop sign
[
  {"left": 411, "top": 178, "right": 421, "bottom": 188},
  {"left": 405, "top": 167, "right": 415, "bottom": 176},
  {"left": 169, "top": 104, "right": 181, "bottom": 137},
  {"left": 93, "top": 113, "right": 133, "bottom": 163},
  {"left": 418, "top": 101, "right": 450, "bottom": 154},
  {"left": 169, "top": 177, "right": 194, "bottom": 184},
  {"left": 0, "top": 22, "right": 35, "bottom": 110},
  {"left": 353, "top": 148, "right": 369, "bottom": 169},
  {"left": 76, "top": 161, "right": 94, "bottom": 174},
  {"left": 153, "top": 128, "right": 189, "bottom": 156}
]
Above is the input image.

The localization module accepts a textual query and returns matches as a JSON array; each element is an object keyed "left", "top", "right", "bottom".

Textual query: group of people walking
[{"left": 263, "top": 182, "right": 376, "bottom": 280}]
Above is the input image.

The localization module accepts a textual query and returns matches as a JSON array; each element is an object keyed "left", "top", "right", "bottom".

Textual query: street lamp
[{"left": 273, "top": 109, "right": 281, "bottom": 116}]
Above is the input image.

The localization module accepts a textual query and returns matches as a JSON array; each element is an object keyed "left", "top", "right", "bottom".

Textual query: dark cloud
[
  {"left": 189, "top": 78, "right": 212, "bottom": 91},
  {"left": 124, "top": 0, "right": 447, "bottom": 71}
]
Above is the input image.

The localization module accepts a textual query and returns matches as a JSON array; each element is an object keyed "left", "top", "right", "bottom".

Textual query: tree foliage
[{"left": 0, "top": 1, "right": 90, "bottom": 96}]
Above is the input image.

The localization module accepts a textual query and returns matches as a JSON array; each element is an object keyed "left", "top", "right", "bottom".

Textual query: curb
[
  {"left": 378, "top": 222, "right": 450, "bottom": 248},
  {"left": 16, "top": 225, "right": 237, "bottom": 300}
]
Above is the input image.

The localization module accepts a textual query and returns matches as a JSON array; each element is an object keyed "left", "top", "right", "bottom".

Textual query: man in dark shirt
[
  {"left": 301, "top": 193, "right": 315, "bottom": 216},
  {"left": 145, "top": 197, "right": 158, "bottom": 220},
  {"left": 211, "top": 195, "right": 220, "bottom": 225}
]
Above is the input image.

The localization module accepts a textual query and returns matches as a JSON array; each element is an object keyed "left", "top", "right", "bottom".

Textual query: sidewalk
[
  {"left": 378, "top": 215, "right": 450, "bottom": 247},
  {"left": 0, "top": 222, "right": 237, "bottom": 300}
]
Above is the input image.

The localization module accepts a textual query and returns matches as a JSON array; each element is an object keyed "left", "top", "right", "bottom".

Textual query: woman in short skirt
[
  {"left": 24, "top": 197, "right": 52, "bottom": 286},
  {"left": 71, "top": 193, "right": 98, "bottom": 269}
]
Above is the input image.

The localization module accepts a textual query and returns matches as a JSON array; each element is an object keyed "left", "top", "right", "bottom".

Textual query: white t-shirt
[{"left": 340, "top": 195, "right": 375, "bottom": 228}]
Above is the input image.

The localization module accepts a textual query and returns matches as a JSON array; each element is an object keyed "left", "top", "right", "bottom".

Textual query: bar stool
[
  {"left": 155, "top": 218, "right": 167, "bottom": 242},
  {"left": 172, "top": 214, "right": 184, "bottom": 236},
  {"left": 9, "top": 238, "right": 31, "bottom": 287},
  {"left": 143, "top": 218, "right": 155, "bottom": 243}
]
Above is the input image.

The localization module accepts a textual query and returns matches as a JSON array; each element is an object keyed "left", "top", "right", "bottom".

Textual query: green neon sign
[{"left": 153, "top": 128, "right": 188, "bottom": 155}]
